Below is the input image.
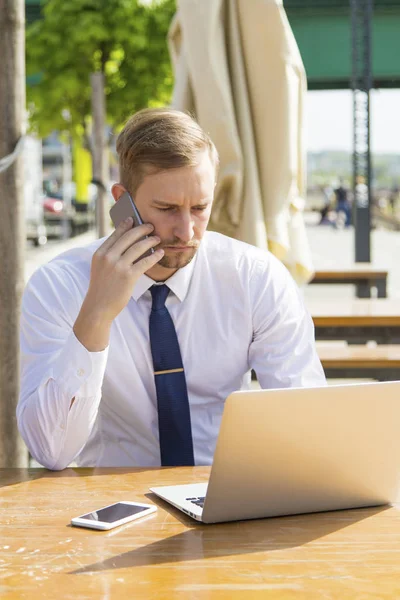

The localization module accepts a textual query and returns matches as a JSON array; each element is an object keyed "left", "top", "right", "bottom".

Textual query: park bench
[
  {"left": 317, "top": 342, "right": 400, "bottom": 381},
  {"left": 310, "top": 264, "right": 388, "bottom": 298},
  {"left": 308, "top": 299, "right": 400, "bottom": 344}
]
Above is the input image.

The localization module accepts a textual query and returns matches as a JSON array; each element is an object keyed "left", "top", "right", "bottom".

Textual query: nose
[{"left": 173, "top": 211, "right": 195, "bottom": 243}]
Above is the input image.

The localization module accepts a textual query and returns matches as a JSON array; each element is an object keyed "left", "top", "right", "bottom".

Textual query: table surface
[
  {"left": 313, "top": 264, "right": 388, "bottom": 279},
  {"left": 1, "top": 468, "right": 400, "bottom": 599},
  {"left": 308, "top": 299, "right": 400, "bottom": 327},
  {"left": 316, "top": 343, "right": 400, "bottom": 367}
]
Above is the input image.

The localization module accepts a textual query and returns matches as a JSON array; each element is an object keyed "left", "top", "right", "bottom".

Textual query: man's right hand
[{"left": 73, "top": 218, "right": 164, "bottom": 352}]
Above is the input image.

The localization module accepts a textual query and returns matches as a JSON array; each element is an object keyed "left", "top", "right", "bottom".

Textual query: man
[
  {"left": 17, "top": 108, "right": 326, "bottom": 471},
  {"left": 334, "top": 179, "right": 351, "bottom": 227}
]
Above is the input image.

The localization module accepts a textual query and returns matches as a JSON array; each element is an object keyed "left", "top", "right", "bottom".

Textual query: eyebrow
[{"left": 152, "top": 198, "right": 212, "bottom": 207}]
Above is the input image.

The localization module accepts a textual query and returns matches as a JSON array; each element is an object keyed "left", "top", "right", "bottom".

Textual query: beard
[{"left": 158, "top": 240, "right": 199, "bottom": 270}]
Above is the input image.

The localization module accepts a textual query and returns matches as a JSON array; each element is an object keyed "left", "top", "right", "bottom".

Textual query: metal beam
[{"left": 351, "top": 0, "right": 373, "bottom": 264}]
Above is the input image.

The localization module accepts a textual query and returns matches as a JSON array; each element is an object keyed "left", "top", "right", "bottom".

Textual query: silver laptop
[{"left": 150, "top": 381, "right": 400, "bottom": 523}]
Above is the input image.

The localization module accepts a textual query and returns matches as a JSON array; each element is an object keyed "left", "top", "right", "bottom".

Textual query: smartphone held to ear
[
  {"left": 109, "top": 191, "right": 154, "bottom": 259},
  {"left": 71, "top": 501, "right": 157, "bottom": 530}
]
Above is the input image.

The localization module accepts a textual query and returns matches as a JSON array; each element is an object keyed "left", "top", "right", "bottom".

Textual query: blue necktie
[{"left": 149, "top": 285, "right": 195, "bottom": 466}]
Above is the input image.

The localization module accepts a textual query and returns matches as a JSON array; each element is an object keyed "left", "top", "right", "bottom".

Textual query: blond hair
[{"left": 116, "top": 108, "right": 219, "bottom": 194}]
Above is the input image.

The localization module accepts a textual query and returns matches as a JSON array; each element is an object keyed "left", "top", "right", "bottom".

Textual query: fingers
[
  {"left": 98, "top": 218, "right": 153, "bottom": 256},
  {"left": 93, "top": 217, "right": 164, "bottom": 276},
  {"left": 132, "top": 247, "right": 165, "bottom": 273},
  {"left": 97, "top": 217, "right": 134, "bottom": 253},
  {"left": 121, "top": 235, "right": 161, "bottom": 266},
  {"left": 113, "top": 222, "right": 156, "bottom": 258}
]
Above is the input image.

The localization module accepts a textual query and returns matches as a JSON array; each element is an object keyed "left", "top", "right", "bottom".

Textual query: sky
[{"left": 306, "top": 90, "right": 400, "bottom": 154}]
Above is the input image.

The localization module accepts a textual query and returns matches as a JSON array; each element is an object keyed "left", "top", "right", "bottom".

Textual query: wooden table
[
  {"left": 2, "top": 468, "right": 400, "bottom": 599},
  {"left": 317, "top": 343, "right": 400, "bottom": 380},
  {"left": 310, "top": 265, "right": 388, "bottom": 298},
  {"left": 309, "top": 299, "right": 400, "bottom": 344}
]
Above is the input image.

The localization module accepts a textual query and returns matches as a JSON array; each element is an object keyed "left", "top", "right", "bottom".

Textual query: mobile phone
[
  {"left": 71, "top": 501, "right": 157, "bottom": 531},
  {"left": 109, "top": 191, "right": 154, "bottom": 258}
]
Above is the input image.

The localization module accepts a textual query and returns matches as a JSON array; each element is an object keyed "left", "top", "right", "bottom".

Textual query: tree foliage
[{"left": 26, "top": 0, "right": 176, "bottom": 140}]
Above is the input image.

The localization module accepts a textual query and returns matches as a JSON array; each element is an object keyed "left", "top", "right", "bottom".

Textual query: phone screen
[{"left": 79, "top": 502, "right": 148, "bottom": 523}]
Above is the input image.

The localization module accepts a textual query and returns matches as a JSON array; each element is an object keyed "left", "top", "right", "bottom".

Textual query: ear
[{"left": 111, "top": 183, "right": 127, "bottom": 203}]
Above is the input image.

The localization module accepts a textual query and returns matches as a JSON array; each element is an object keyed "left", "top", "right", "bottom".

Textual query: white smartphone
[{"left": 71, "top": 501, "right": 157, "bottom": 531}]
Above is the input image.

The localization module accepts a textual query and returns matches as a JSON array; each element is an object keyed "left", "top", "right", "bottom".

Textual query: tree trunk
[
  {"left": 90, "top": 72, "right": 109, "bottom": 238},
  {"left": 0, "top": 0, "right": 28, "bottom": 467}
]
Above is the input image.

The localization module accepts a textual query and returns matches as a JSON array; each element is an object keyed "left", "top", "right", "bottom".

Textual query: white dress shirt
[{"left": 17, "top": 231, "right": 326, "bottom": 470}]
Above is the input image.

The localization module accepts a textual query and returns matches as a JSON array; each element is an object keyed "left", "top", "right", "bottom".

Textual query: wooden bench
[
  {"left": 317, "top": 343, "right": 400, "bottom": 380},
  {"left": 310, "top": 264, "right": 388, "bottom": 298},
  {"left": 309, "top": 299, "right": 400, "bottom": 344}
]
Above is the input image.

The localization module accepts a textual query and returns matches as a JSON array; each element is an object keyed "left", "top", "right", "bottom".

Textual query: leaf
[{"left": 26, "top": 0, "right": 176, "bottom": 139}]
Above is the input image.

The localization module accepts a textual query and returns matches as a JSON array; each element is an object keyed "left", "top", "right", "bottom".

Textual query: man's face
[{"left": 113, "top": 150, "right": 215, "bottom": 280}]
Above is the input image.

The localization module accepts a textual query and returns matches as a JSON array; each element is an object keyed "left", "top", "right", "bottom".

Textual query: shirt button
[{"left": 77, "top": 368, "right": 85, "bottom": 377}]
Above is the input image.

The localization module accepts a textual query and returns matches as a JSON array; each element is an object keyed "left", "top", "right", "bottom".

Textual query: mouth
[{"left": 164, "top": 246, "right": 193, "bottom": 251}]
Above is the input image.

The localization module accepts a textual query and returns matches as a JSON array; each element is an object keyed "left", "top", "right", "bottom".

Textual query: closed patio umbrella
[{"left": 168, "top": 0, "right": 313, "bottom": 283}]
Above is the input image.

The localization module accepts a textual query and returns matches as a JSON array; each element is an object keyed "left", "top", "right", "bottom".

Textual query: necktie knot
[{"left": 150, "top": 284, "right": 170, "bottom": 312}]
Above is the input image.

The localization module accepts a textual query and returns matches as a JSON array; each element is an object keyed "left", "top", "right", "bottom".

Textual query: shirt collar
[{"left": 131, "top": 250, "right": 198, "bottom": 303}]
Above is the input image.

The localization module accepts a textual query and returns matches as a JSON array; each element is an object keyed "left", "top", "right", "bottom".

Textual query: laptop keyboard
[{"left": 186, "top": 496, "right": 205, "bottom": 508}]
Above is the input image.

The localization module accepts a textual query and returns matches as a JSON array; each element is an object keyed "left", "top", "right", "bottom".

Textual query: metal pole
[{"left": 351, "top": 0, "right": 373, "bottom": 267}]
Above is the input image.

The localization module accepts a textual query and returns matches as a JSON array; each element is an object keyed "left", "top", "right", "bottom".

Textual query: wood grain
[
  {"left": 317, "top": 343, "right": 400, "bottom": 368},
  {"left": 313, "top": 264, "right": 387, "bottom": 280},
  {"left": 308, "top": 299, "right": 400, "bottom": 327},
  {"left": 1, "top": 468, "right": 400, "bottom": 599}
]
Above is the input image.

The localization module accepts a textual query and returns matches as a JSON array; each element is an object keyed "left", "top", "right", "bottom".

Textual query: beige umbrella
[{"left": 168, "top": 0, "right": 313, "bottom": 284}]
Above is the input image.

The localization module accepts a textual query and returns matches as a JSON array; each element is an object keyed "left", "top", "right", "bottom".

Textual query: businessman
[{"left": 18, "top": 107, "right": 326, "bottom": 470}]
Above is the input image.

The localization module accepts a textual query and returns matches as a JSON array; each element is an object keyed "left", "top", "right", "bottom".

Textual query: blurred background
[
  {"left": 1, "top": 0, "right": 400, "bottom": 466},
  {"left": 18, "top": 1, "right": 400, "bottom": 276}
]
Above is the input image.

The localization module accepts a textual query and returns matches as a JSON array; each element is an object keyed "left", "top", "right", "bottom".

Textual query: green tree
[{"left": 26, "top": 0, "right": 176, "bottom": 141}]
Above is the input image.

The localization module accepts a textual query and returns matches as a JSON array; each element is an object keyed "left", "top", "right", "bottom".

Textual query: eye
[
  {"left": 157, "top": 207, "right": 174, "bottom": 212},
  {"left": 193, "top": 206, "right": 207, "bottom": 211}
]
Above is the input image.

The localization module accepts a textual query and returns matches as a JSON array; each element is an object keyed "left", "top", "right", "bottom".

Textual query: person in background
[
  {"left": 334, "top": 179, "right": 351, "bottom": 227},
  {"left": 389, "top": 184, "right": 399, "bottom": 215},
  {"left": 319, "top": 184, "right": 333, "bottom": 225}
]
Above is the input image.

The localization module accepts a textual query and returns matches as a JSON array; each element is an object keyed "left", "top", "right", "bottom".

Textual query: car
[{"left": 43, "top": 194, "right": 95, "bottom": 238}]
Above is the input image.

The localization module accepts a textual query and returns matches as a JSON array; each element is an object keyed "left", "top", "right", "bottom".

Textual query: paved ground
[
  {"left": 303, "top": 211, "right": 400, "bottom": 301},
  {"left": 25, "top": 230, "right": 98, "bottom": 283}
]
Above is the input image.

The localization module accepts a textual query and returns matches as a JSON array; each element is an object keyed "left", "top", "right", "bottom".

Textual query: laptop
[{"left": 150, "top": 381, "right": 400, "bottom": 524}]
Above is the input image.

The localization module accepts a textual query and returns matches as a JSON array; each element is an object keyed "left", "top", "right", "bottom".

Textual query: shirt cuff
[{"left": 51, "top": 330, "right": 109, "bottom": 399}]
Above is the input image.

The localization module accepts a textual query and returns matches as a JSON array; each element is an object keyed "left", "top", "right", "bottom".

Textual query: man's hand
[{"left": 73, "top": 218, "right": 163, "bottom": 351}]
